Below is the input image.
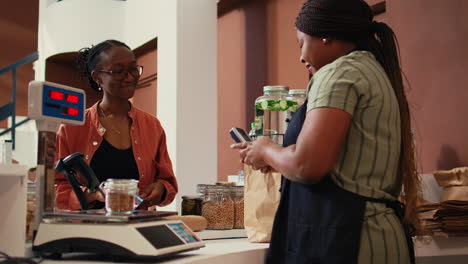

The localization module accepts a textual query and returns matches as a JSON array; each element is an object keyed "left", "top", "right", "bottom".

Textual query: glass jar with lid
[
  {"left": 287, "top": 89, "right": 307, "bottom": 112},
  {"left": 196, "top": 184, "right": 212, "bottom": 200},
  {"left": 201, "top": 186, "right": 234, "bottom": 230},
  {"left": 181, "top": 195, "right": 203, "bottom": 216},
  {"left": 100, "top": 179, "right": 139, "bottom": 214},
  {"left": 286, "top": 89, "right": 307, "bottom": 123},
  {"left": 230, "top": 186, "right": 244, "bottom": 229},
  {"left": 254, "top": 85, "right": 289, "bottom": 145},
  {"left": 248, "top": 122, "right": 259, "bottom": 140}
]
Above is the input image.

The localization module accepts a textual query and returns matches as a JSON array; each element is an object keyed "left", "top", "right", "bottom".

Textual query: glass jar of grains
[
  {"left": 196, "top": 184, "right": 209, "bottom": 200},
  {"left": 202, "top": 186, "right": 234, "bottom": 230},
  {"left": 100, "top": 179, "right": 139, "bottom": 214},
  {"left": 231, "top": 186, "right": 244, "bottom": 229}
]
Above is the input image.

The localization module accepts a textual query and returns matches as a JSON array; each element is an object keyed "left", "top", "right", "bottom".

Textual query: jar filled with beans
[
  {"left": 231, "top": 186, "right": 244, "bottom": 229},
  {"left": 202, "top": 186, "right": 234, "bottom": 230},
  {"left": 100, "top": 179, "right": 139, "bottom": 214},
  {"left": 196, "top": 184, "right": 210, "bottom": 200}
]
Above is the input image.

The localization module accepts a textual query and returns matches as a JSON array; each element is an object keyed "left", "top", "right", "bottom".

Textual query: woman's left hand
[
  {"left": 231, "top": 137, "right": 274, "bottom": 170},
  {"left": 139, "top": 181, "right": 166, "bottom": 209}
]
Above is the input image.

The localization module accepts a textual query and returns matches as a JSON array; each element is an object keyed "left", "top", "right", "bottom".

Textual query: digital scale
[
  {"left": 34, "top": 210, "right": 204, "bottom": 258},
  {"left": 28, "top": 81, "right": 204, "bottom": 259}
]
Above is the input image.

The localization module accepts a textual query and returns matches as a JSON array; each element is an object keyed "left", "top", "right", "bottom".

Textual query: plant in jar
[
  {"left": 285, "top": 89, "right": 307, "bottom": 125},
  {"left": 254, "top": 85, "right": 290, "bottom": 145}
]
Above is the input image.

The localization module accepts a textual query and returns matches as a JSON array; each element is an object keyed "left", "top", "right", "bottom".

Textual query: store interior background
[{"left": 1, "top": 0, "right": 468, "bottom": 182}]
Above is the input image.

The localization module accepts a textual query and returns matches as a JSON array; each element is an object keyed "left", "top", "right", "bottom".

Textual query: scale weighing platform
[{"left": 28, "top": 81, "right": 205, "bottom": 259}]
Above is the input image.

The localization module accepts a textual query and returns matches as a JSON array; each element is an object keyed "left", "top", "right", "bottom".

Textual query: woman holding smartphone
[{"left": 232, "top": 0, "right": 422, "bottom": 263}]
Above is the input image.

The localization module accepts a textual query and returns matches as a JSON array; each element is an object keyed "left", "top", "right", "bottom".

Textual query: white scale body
[
  {"left": 28, "top": 81, "right": 204, "bottom": 258},
  {"left": 34, "top": 216, "right": 205, "bottom": 258}
]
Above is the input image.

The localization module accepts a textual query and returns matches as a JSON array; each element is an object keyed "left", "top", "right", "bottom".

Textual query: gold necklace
[{"left": 99, "top": 105, "right": 121, "bottom": 135}]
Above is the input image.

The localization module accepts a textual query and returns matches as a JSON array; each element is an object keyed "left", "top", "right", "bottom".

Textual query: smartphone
[{"left": 229, "top": 127, "right": 252, "bottom": 143}]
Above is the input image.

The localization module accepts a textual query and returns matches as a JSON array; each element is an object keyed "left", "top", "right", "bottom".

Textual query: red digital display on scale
[
  {"left": 67, "top": 107, "right": 79, "bottom": 116},
  {"left": 66, "top": 94, "right": 79, "bottom": 103},
  {"left": 49, "top": 90, "right": 79, "bottom": 104},
  {"left": 62, "top": 107, "right": 79, "bottom": 116},
  {"left": 49, "top": 90, "right": 64, "bottom": 100}
]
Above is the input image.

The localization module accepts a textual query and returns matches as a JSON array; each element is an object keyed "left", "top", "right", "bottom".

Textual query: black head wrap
[{"left": 295, "top": 0, "right": 375, "bottom": 40}]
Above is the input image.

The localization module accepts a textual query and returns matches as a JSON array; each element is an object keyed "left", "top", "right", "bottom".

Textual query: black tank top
[
  {"left": 90, "top": 137, "right": 139, "bottom": 182},
  {"left": 90, "top": 138, "right": 139, "bottom": 208}
]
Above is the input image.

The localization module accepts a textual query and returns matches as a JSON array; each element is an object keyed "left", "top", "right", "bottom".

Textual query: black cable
[{"left": 0, "top": 251, "right": 44, "bottom": 264}]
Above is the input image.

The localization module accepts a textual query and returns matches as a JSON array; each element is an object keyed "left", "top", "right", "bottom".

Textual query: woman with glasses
[{"left": 55, "top": 40, "right": 178, "bottom": 210}]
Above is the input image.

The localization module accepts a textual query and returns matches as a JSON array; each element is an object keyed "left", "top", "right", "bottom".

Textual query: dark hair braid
[
  {"left": 365, "top": 22, "right": 423, "bottom": 235},
  {"left": 76, "top": 40, "right": 130, "bottom": 91}
]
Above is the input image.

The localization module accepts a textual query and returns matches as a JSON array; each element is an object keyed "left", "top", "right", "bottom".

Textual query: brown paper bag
[
  {"left": 244, "top": 165, "right": 282, "bottom": 243},
  {"left": 441, "top": 186, "right": 468, "bottom": 201},
  {"left": 433, "top": 167, "right": 468, "bottom": 187},
  {"left": 433, "top": 167, "right": 468, "bottom": 201}
]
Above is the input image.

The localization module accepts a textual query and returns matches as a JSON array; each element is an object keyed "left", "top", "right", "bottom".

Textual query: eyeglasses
[{"left": 96, "top": 65, "right": 144, "bottom": 80}]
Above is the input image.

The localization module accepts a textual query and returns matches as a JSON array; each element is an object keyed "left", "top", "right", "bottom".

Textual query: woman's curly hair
[{"left": 76, "top": 40, "right": 130, "bottom": 91}]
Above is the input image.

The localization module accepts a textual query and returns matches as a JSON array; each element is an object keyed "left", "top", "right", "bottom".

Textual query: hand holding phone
[{"left": 229, "top": 127, "right": 252, "bottom": 143}]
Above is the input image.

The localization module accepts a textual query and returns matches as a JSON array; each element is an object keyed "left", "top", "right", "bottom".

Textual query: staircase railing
[{"left": 0, "top": 52, "right": 38, "bottom": 149}]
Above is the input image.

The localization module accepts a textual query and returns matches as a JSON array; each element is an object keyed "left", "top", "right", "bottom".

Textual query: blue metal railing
[{"left": 0, "top": 52, "right": 38, "bottom": 149}]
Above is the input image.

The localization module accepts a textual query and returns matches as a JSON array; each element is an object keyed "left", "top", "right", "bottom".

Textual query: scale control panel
[{"left": 136, "top": 222, "right": 201, "bottom": 250}]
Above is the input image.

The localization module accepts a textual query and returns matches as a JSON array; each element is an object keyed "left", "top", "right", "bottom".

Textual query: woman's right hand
[
  {"left": 230, "top": 142, "right": 251, "bottom": 163},
  {"left": 84, "top": 189, "right": 105, "bottom": 203},
  {"left": 231, "top": 140, "right": 279, "bottom": 174},
  {"left": 260, "top": 166, "right": 277, "bottom": 173}
]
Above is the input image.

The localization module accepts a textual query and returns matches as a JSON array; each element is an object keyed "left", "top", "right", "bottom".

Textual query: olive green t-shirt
[
  {"left": 306, "top": 50, "right": 410, "bottom": 264},
  {"left": 307, "top": 50, "right": 401, "bottom": 202}
]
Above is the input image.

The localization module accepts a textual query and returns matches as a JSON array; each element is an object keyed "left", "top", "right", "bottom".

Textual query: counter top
[
  {"left": 163, "top": 238, "right": 269, "bottom": 264},
  {"left": 39, "top": 238, "right": 269, "bottom": 264},
  {"left": 414, "top": 236, "right": 468, "bottom": 257},
  {"left": 32, "top": 236, "right": 468, "bottom": 264}
]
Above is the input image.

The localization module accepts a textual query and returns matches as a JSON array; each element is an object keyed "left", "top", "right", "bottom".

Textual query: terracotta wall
[
  {"left": 3, "top": 0, "right": 468, "bottom": 178},
  {"left": 132, "top": 49, "right": 157, "bottom": 116},
  {"left": 386, "top": 0, "right": 468, "bottom": 173},
  {"left": 217, "top": 0, "right": 468, "bottom": 180},
  {"left": 0, "top": 0, "right": 38, "bottom": 128},
  {"left": 217, "top": 8, "right": 247, "bottom": 179},
  {"left": 217, "top": 0, "right": 308, "bottom": 180}
]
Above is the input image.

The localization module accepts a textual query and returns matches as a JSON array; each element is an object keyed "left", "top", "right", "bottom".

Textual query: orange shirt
[{"left": 55, "top": 102, "right": 178, "bottom": 210}]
